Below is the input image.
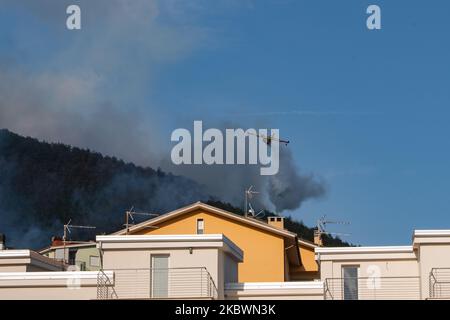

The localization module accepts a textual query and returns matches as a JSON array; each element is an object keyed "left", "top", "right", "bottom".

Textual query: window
[
  {"left": 55, "top": 249, "right": 65, "bottom": 261},
  {"left": 68, "top": 249, "right": 76, "bottom": 265},
  {"left": 342, "top": 266, "right": 359, "bottom": 300},
  {"left": 197, "top": 219, "right": 204, "bottom": 234},
  {"left": 89, "top": 256, "right": 100, "bottom": 267}
]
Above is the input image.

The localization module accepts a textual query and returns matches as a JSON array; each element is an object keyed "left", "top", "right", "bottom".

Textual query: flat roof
[
  {"left": 315, "top": 246, "right": 414, "bottom": 254},
  {"left": 0, "top": 250, "right": 65, "bottom": 270},
  {"left": 97, "top": 234, "right": 244, "bottom": 262},
  {"left": 39, "top": 242, "right": 97, "bottom": 254},
  {"left": 414, "top": 230, "right": 450, "bottom": 237}
]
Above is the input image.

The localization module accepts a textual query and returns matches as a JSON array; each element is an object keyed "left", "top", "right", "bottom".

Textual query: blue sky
[{"left": 1, "top": 1, "right": 449, "bottom": 245}]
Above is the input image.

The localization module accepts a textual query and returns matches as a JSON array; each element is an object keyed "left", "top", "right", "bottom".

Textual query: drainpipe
[
  {"left": 316, "top": 252, "right": 321, "bottom": 278},
  {"left": 98, "top": 241, "right": 104, "bottom": 271}
]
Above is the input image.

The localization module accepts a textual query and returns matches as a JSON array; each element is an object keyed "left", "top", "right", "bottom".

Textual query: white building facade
[{"left": 316, "top": 230, "right": 450, "bottom": 300}]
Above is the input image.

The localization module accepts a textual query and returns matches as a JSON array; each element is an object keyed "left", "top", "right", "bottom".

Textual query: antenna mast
[
  {"left": 244, "top": 186, "right": 259, "bottom": 217},
  {"left": 63, "top": 220, "right": 96, "bottom": 241},
  {"left": 315, "top": 215, "right": 350, "bottom": 247},
  {"left": 62, "top": 220, "right": 96, "bottom": 265},
  {"left": 124, "top": 207, "right": 159, "bottom": 235}
]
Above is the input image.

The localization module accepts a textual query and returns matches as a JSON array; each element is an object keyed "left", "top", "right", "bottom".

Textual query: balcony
[
  {"left": 429, "top": 268, "right": 450, "bottom": 299},
  {"left": 97, "top": 267, "right": 218, "bottom": 300},
  {"left": 324, "top": 276, "right": 421, "bottom": 300}
]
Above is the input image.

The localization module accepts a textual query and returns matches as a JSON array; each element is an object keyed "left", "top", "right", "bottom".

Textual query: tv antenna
[
  {"left": 125, "top": 207, "right": 159, "bottom": 235},
  {"left": 62, "top": 219, "right": 96, "bottom": 242},
  {"left": 62, "top": 219, "right": 96, "bottom": 265},
  {"left": 315, "top": 215, "right": 350, "bottom": 246},
  {"left": 244, "top": 186, "right": 259, "bottom": 217},
  {"left": 248, "top": 203, "right": 264, "bottom": 218}
]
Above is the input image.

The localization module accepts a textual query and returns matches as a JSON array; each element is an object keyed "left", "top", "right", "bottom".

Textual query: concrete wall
[
  {"left": 0, "top": 271, "right": 113, "bottom": 300},
  {"left": 99, "top": 235, "right": 243, "bottom": 299},
  {"left": 318, "top": 247, "right": 419, "bottom": 276},
  {"left": 316, "top": 233, "right": 450, "bottom": 300},
  {"left": 0, "top": 264, "right": 27, "bottom": 272},
  {"left": 223, "top": 251, "right": 238, "bottom": 284},
  {"left": 414, "top": 236, "right": 450, "bottom": 299},
  {"left": 225, "top": 282, "right": 324, "bottom": 300},
  {"left": 0, "top": 250, "right": 65, "bottom": 272},
  {"left": 418, "top": 244, "right": 449, "bottom": 298},
  {"left": 320, "top": 257, "right": 419, "bottom": 279},
  {"left": 0, "top": 263, "right": 63, "bottom": 272},
  {"left": 104, "top": 248, "right": 225, "bottom": 299},
  {"left": 316, "top": 247, "right": 421, "bottom": 299},
  {"left": 27, "top": 264, "right": 62, "bottom": 272},
  {"left": 315, "top": 231, "right": 450, "bottom": 300}
]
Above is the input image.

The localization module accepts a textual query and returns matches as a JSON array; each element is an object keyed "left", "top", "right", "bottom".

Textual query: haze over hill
[{"left": 0, "top": 129, "right": 350, "bottom": 249}]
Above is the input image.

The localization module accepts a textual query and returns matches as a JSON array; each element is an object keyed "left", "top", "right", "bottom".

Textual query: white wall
[
  {"left": 417, "top": 243, "right": 450, "bottom": 299},
  {"left": 225, "top": 282, "right": 324, "bottom": 300},
  {"left": 0, "top": 271, "right": 112, "bottom": 300},
  {"left": 102, "top": 247, "right": 223, "bottom": 299}
]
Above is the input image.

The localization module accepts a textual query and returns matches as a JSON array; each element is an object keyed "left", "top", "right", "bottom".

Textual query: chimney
[
  {"left": 51, "top": 236, "right": 64, "bottom": 247},
  {"left": 0, "top": 234, "right": 5, "bottom": 250},
  {"left": 267, "top": 216, "right": 285, "bottom": 230},
  {"left": 314, "top": 230, "right": 323, "bottom": 247}
]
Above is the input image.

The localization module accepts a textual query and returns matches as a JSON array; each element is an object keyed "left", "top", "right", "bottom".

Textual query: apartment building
[
  {"left": 112, "top": 202, "right": 319, "bottom": 282},
  {"left": 316, "top": 230, "right": 450, "bottom": 300},
  {"left": 0, "top": 202, "right": 321, "bottom": 300},
  {"left": 1, "top": 202, "right": 450, "bottom": 300},
  {"left": 40, "top": 241, "right": 100, "bottom": 271}
]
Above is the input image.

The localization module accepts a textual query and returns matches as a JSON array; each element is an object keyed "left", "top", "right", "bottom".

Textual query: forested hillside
[{"left": 0, "top": 129, "right": 350, "bottom": 248}]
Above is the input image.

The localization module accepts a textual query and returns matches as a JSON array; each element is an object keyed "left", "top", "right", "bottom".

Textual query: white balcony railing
[
  {"left": 97, "top": 267, "right": 217, "bottom": 300},
  {"left": 429, "top": 268, "right": 450, "bottom": 299},
  {"left": 324, "top": 276, "right": 421, "bottom": 300}
]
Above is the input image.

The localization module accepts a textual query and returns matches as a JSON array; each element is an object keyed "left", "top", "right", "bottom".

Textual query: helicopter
[{"left": 246, "top": 132, "right": 290, "bottom": 146}]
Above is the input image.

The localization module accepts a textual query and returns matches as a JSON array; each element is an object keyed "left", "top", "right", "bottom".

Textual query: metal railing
[
  {"left": 97, "top": 267, "right": 217, "bottom": 300},
  {"left": 97, "top": 270, "right": 118, "bottom": 299},
  {"left": 429, "top": 268, "right": 450, "bottom": 299},
  {"left": 324, "top": 276, "right": 421, "bottom": 300}
]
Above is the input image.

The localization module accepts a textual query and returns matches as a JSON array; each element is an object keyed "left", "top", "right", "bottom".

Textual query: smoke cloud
[
  {"left": 268, "top": 150, "right": 326, "bottom": 211},
  {"left": 161, "top": 121, "right": 327, "bottom": 213},
  {"left": 164, "top": 149, "right": 326, "bottom": 213},
  {"left": 0, "top": 0, "right": 208, "bottom": 167},
  {"left": 0, "top": 1, "right": 327, "bottom": 249}
]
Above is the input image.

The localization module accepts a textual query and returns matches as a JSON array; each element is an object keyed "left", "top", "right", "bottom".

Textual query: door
[
  {"left": 342, "top": 266, "right": 359, "bottom": 300},
  {"left": 151, "top": 254, "right": 169, "bottom": 298}
]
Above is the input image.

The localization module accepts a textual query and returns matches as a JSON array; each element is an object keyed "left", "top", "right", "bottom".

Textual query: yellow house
[
  {"left": 113, "top": 202, "right": 318, "bottom": 282},
  {"left": 290, "top": 238, "right": 319, "bottom": 281}
]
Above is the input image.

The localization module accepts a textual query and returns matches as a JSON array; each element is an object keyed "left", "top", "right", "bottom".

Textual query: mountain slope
[
  {"left": 0, "top": 129, "right": 210, "bottom": 248},
  {"left": 0, "top": 129, "right": 350, "bottom": 248}
]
